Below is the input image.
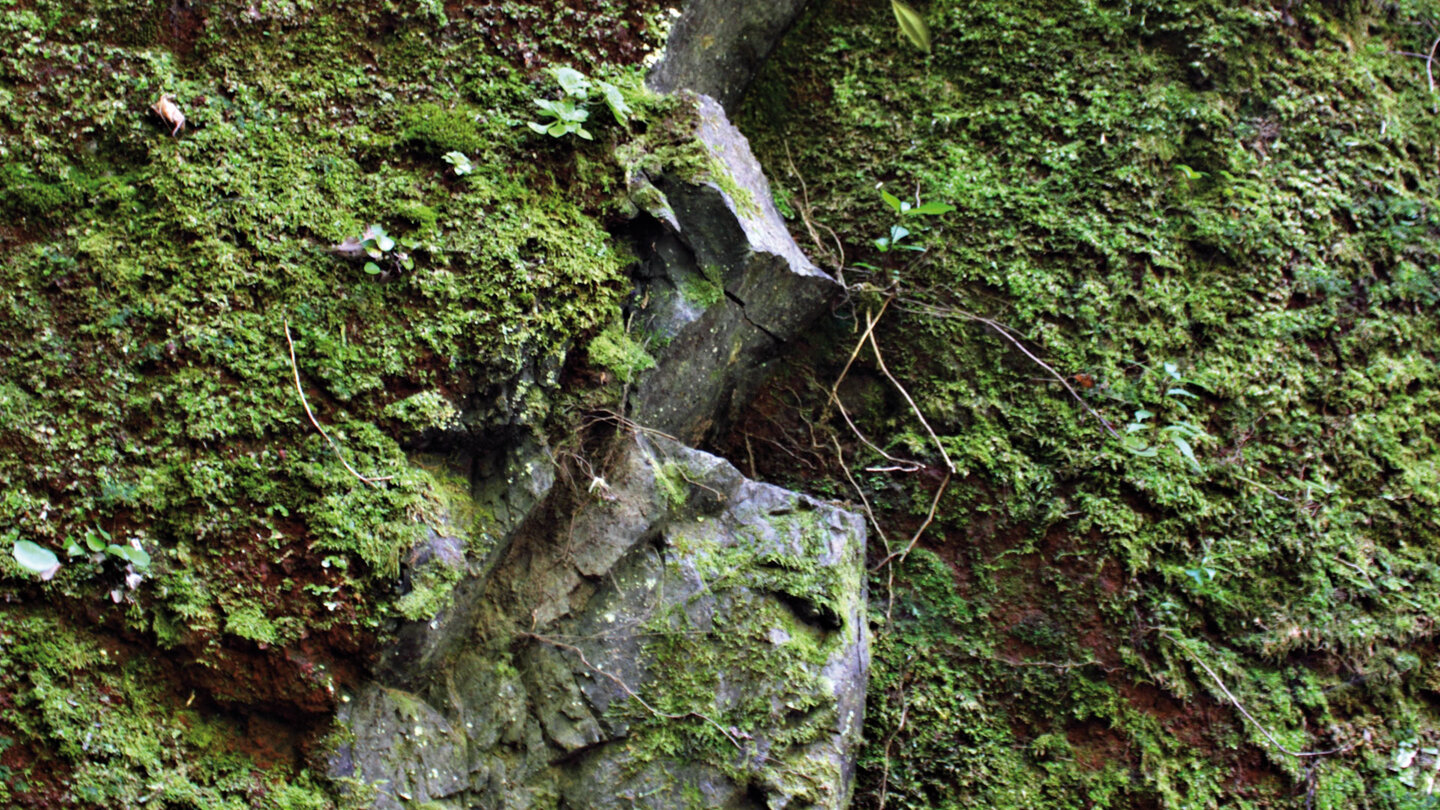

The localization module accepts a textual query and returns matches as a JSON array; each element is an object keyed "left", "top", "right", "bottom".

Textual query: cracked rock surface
[
  {"left": 629, "top": 93, "right": 840, "bottom": 446},
  {"left": 334, "top": 436, "right": 868, "bottom": 809}
]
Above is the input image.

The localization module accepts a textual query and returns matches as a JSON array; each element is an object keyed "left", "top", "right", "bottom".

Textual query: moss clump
[
  {"left": 0, "top": 163, "right": 79, "bottom": 218},
  {"left": 587, "top": 311, "right": 657, "bottom": 383},
  {"left": 0, "top": 610, "right": 341, "bottom": 808},
  {"left": 742, "top": 0, "right": 1440, "bottom": 806},
  {"left": 678, "top": 265, "right": 725, "bottom": 308},
  {"left": 0, "top": 0, "right": 674, "bottom": 804},
  {"left": 398, "top": 103, "right": 488, "bottom": 155}
]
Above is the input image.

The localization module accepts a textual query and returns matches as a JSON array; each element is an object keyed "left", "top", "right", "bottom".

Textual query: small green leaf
[
  {"left": 880, "top": 189, "right": 903, "bottom": 213},
  {"left": 891, "top": 0, "right": 932, "bottom": 53},
  {"left": 1170, "top": 435, "right": 1201, "bottom": 471},
  {"left": 598, "top": 81, "right": 631, "bottom": 123},
  {"left": 108, "top": 544, "right": 151, "bottom": 569},
  {"left": 1166, "top": 387, "right": 1198, "bottom": 398},
  {"left": 552, "top": 67, "right": 590, "bottom": 98},
  {"left": 909, "top": 201, "right": 957, "bottom": 216},
  {"left": 528, "top": 121, "right": 550, "bottom": 135},
  {"left": 13, "top": 540, "right": 60, "bottom": 578},
  {"left": 364, "top": 261, "right": 382, "bottom": 275},
  {"left": 441, "top": 151, "right": 473, "bottom": 175}
]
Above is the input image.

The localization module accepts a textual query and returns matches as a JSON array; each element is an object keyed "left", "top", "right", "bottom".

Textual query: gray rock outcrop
[
  {"left": 331, "top": 5, "right": 867, "bottom": 806},
  {"left": 628, "top": 93, "right": 838, "bottom": 445},
  {"left": 333, "top": 437, "right": 868, "bottom": 809},
  {"left": 648, "top": 0, "right": 813, "bottom": 111}
]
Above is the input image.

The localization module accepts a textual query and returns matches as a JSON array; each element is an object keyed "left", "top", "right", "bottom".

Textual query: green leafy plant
[
  {"left": 528, "top": 66, "right": 631, "bottom": 141},
  {"left": 64, "top": 525, "right": 151, "bottom": 571},
  {"left": 1121, "top": 362, "right": 1209, "bottom": 472},
  {"left": 891, "top": 0, "right": 931, "bottom": 53},
  {"left": 873, "top": 189, "right": 955, "bottom": 253},
  {"left": 358, "top": 224, "right": 418, "bottom": 275},
  {"left": 441, "top": 151, "right": 473, "bottom": 176}
]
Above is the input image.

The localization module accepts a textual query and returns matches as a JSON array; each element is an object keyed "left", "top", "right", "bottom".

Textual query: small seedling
[
  {"left": 1121, "top": 362, "right": 1209, "bottom": 471},
  {"left": 527, "top": 67, "right": 632, "bottom": 141},
  {"left": 330, "top": 224, "right": 418, "bottom": 276},
  {"left": 873, "top": 189, "right": 955, "bottom": 252},
  {"left": 442, "top": 151, "right": 473, "bottom": 175}
]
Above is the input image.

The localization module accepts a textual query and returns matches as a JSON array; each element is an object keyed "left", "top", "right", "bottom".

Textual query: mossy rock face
[
  {"left": 0, "top": 0, "right": 687, "bottom": 804},
  {"left": 334, "top": 435, "right": 869, "bottom": 808},
  {"left": 735, "top": 0, "right": 1440, "bottom": 806}
]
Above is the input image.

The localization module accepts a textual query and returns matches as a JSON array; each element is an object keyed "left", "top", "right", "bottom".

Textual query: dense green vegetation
[
  {"left": 0, "top": 1, "right": 680, "bottom": 804},
  {"left": 738, "top": 0, "right": 1440, "bottom": 806}
]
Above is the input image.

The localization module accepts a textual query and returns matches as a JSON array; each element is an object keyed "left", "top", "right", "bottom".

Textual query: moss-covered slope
[
  {"left": 736, "top": 0, "right": 1440, "bottom": 806},
  {"left": 0, "top": 1, "right": 683, "bottom": 805}
]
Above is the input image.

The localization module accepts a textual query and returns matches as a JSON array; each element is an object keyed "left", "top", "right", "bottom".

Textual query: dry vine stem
[
  {"left": 870, "top": 472, "right": 950, "bottom": 572},
  {"left": 1169, "top": 636, "right": 1365, "bottom": 759},
  {"left": 824, "top": 296, "right": 926, "bottom": 472},
  {"left": 521, "top": 632, "right": 742, "bottom": 750},
  {"left": 865, "top": 308, "right": 957, "bottom": 474},
  {"left": 284, "top": 321, "right": 393, "bottom": 488},
  {"left": 908, "top": 301, "right": 1124, "bottom": 440}
]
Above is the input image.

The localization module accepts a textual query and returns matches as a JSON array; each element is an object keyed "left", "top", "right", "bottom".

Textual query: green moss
[
  {"left": 399, "top": 103, "right": 488, "bottom": 155},
  {"left": 743, "top": 0, "right": 1440, "bottom": 805},
  {"left": 677, "top": 266, "right": 725, "bottom": 308},
  {"left": 0, "top": 610, "right": 342, "bottom": 807},
  {"left": 0, "top": 1, "right": 677, "bottom": 803},
  {"left": 0, "top": 163, "right": 79, "bottom": 218},
  {"left": 587, "top": 310, "right": 657, "bottom": 383}
]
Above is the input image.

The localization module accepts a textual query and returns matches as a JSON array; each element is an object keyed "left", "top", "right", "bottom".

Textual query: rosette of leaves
[
  {"left": 330, "top": 224, "right": 418, "bottom": 276},
  {"left": 528, "top": 66, "right": 631, "bottom": 141}
]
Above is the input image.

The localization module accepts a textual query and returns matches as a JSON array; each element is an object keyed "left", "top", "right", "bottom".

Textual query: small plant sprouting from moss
[
  {"left": 528, "top": 67, "right": 633, "bottom": 141},
  {"left": 587, "top": 311, "right": 657, "bottom": 384}
]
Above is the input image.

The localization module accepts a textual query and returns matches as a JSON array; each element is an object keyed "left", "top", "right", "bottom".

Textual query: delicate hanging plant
[{"left": 891, "top": 0, "right": 931, "bottom": 53}]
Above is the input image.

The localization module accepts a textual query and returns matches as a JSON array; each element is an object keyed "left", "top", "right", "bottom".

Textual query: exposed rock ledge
[{"left": 332, "top": 2, "right": 868, "bottom": 806}]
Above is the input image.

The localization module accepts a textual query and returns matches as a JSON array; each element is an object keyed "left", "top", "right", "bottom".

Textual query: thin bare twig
[
  {"left": 826, "top": 297, "right": 893, "bottom": 418},
  {"left": 1171, "top": 638, "right": 1365, "bottom": 759},
  {"left": 826, "top": 300, "right": 926, "bottom": 471},
  {"left": 866, "top": 310, "right": 957, "bottom": 474},
  {"left": 832, "top": 435, "right": 899, "bottom": 619},
  {"left": 284, "top": 321, "right": 393, "bottom": 487},
  {"left": 834, "top": 391, "right": 924, "bottom": 472},
  {"left": 522, "top": 632, "right": 742, "bottom": 750},
  {"left": 1428, "top": 36, "right": 1439, "bottom": 112},
  {"left": 870, "top": 472, "right": 950, "bottom": 572},
  {"left": 910, "top": 302, "right": 1124, "bottom": 441},
  {"left": 784, "top": 142, "right": 845, "bottom": 279},
  {"left": 1231, "top": 473, "right": 1293, "bottom": 503}
]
